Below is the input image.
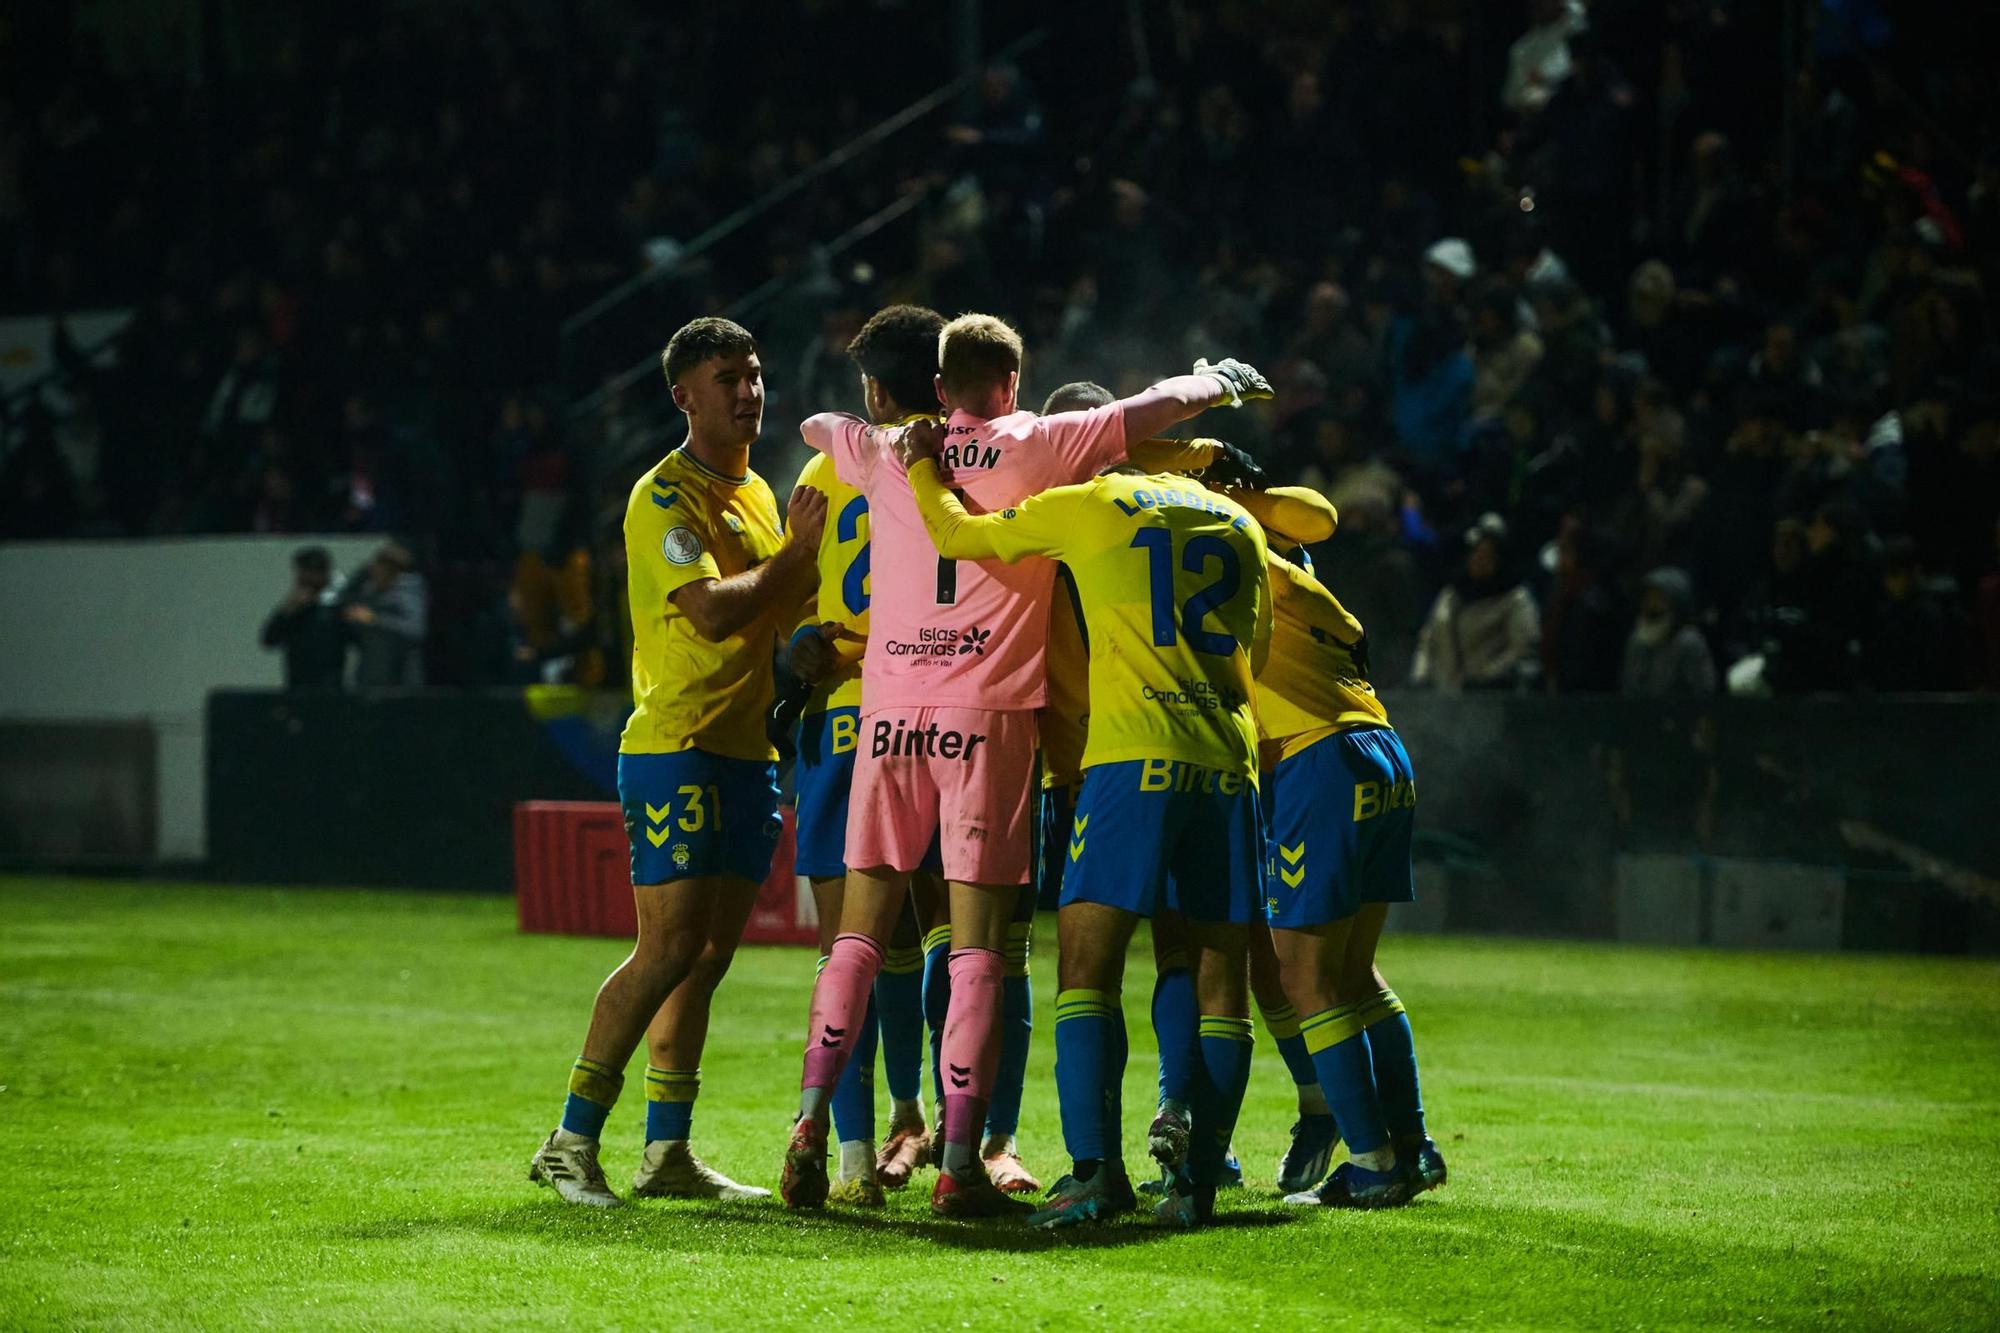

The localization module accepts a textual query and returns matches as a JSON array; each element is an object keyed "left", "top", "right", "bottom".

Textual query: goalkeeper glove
[
  {"left": 1198, "top": 438, "right": 1268, "bottom": 490},
  {"left": 1193, "top": 356, "right": 1273, "bottom": 407}
]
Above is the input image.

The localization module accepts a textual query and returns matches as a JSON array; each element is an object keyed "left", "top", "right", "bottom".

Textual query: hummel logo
[
  {"left": 948, "top": 1062, "right": 971, "bottom": 1090},
  {"left": 818, "top": 1024, "right": 846, "bottom": 1048},
  {"left": 1279, "top": 841, "right": 1306, "bottom": 888},
  {"left": 956, "top": 626, "right": 991, "bottom": 656}
]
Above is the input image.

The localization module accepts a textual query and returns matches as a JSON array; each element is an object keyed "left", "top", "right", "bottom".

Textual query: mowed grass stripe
[{"left": 2, "top": 876, "right": 1996, "bottom": 1331}]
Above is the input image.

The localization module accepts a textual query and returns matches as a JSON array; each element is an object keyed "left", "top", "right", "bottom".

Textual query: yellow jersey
[
  {"left": 1257, "top": 552, "right": 1391, "bottom": 760},
  {"left": 1040, "top": 564, "right": 1090, "bottom": 788},
  {"left": 791, "top": 452, "right": 870, "bottom": 715},
  {"left": 620, "top": 447, "right": 786, "bottom": 760},
  {"left": 910, "top": 462, "right": 1270, "bottom": 779}
]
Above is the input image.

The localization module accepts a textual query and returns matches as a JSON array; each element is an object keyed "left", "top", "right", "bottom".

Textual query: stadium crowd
[{"left": 2, "top": 1, "right": 1996, "bottom": 694}]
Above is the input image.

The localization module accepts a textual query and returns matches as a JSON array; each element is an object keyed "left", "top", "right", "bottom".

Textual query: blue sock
[
  {"left": 643, "top": 1066, "right": 699, "bottom": 1142},
  {"left": 1054, "top": 989, "right": 1119, "bottom": 1166},
  {"left": 1106, "top": 993, "right": 1130, "bottom": 1170},
  {"left": 1152, "top": 965, "right": 1198, "bottom": 1108},
  {"left": 830, "top": 994, "right": 878, "bottom": 1145},
  {"left": 1258, "top": 999, "right": 1329, "bottom": 1113},
  {"left": 986, "top": 944, "right": 1033, "bottom": 1138},
  {"left": 921, "top": 925, "right": 952, "bottom": 1108},
  {"left": 1302, "top": 1004, "right": 1389, "bottom": 1154},
  {"left": 1364, "top": 990, "right": 1427, "bottom": 1141},
  {"left": 1192, "top": 1017, "right": 1254, "bottom": 1185},
  {"left": 561, "top": 1056, "right": 621, "bottom": 1139},
  {"left": 875, "top": 945, "right": 926, "bottom": 1104}
]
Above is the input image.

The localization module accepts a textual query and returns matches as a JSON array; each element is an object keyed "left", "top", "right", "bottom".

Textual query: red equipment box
[{"left": 513, "top": 800, "right": 814, "bottom": 945}]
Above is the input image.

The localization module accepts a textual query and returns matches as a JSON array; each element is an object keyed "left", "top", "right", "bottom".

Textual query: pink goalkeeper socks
[
  {"left": 801, "top": 934, "right": 886, "bottom": 1100},
  {"left": 939, "top": 947, "right": 1005, "bottom": 1152}
]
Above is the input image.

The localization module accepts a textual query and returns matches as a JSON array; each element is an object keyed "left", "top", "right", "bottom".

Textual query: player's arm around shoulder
[
  {"left": 800, "top": 411, "right": 875, "bottom": 489},
  {"left": 894, "top": 416, "right": 1079, "bottom": 563},
  {"left": 671, "top": 485, "right": 827, "bottom": 643}
]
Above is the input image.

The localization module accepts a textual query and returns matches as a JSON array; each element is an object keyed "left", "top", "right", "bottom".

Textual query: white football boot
[
  {"left": 528, "top": 1129, "right": 624, "bottom": 1207},
  {"left": 631, "top": 1140, "right": 772, "bottom": 1201}
]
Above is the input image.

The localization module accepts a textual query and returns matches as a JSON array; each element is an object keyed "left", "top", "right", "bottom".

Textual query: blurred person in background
[
  {"left": 340, "top": 540, "right": 427, "bottom": 688},
  {"left": 1540, "top": 518, "right": 1625, "bottom": 693},
  {"left": 1620, "top": 567, "right": 1716, "bottom": 697},
  {"left": 1413, "top": 513, "right": 1541, "bottom": 693},
  {"left": 259, "top": 545, "right": 346, "bottom": 690},
  {"left": 1861, "top": 537, "right": 1967, "bottom": 692}
]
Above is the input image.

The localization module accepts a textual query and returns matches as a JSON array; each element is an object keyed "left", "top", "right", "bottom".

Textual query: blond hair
[{"left": 938, "top": 313, "right": 1023, "bottom": 397}]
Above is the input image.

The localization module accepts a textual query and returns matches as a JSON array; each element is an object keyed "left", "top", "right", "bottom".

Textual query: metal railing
[
  {"left": 557, "top": 25, "right": 1048, "bottom": 397},
  {"left": 564, "top": 185, "right": 931, "bottom": 424}
]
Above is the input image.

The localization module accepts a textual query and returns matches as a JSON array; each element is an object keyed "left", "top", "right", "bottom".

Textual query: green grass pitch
[{"left": 2, "top": 877, "right": 1996, "bottom": 1330}]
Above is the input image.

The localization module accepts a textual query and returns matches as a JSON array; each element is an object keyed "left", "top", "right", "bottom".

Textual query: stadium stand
[{"left": 2, "top": 1, "right": 1995, "bottom": 695}]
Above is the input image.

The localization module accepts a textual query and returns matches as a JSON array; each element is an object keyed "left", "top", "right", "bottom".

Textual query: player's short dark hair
[
  {"left": 661, "top": 317, "right": 759, "bottom": 386},
  {"left": 847, "top": 304, "right": 945, "bottom": 412},
  {"left": 938, "top": 313, "right": 1023, "bottom": 398},
  {"left": 293, "top": 546, "right": 331, "bottom": 574},
  {"left": 1042, "top": 381, "right": 1114, "bottom": 414}
]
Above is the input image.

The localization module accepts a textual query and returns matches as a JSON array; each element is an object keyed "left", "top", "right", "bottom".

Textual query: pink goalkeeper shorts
[{"left": 844, "top": 706, "right": 1037, "bottom": 886}]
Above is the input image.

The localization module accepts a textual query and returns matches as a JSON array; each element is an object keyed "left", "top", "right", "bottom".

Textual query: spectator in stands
[
  {"left": 1862, "top": 537, "right": 1967, "bottom": 691},
  {"left": 1502, "top": 0, "right": 1585, "bottom": 116},
  {"left": 260, "top": 546, "right": 346, "bottom": 691},
  {"left": 1389, "top": 240, "right": 1477, "bottom": 483},
  {"left": 1469, "top": 280, "right": 1543, "bottom": 426},
  {"left": 339, "top": 541, "right": 427, "bottom": 689},
  {"left": 1541, "top": 517, "right": 1625, "bottom": 693},
  {"left": 1621, "top": 567, "right": 1716, "bottom": 697},
  {"left": 1413, "top": 512, "right": 1541, "bottom": 693}
]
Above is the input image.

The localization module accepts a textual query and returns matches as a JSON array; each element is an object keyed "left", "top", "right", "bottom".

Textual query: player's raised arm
[
  {"left": 1113, "top": 356, "right": 1274, "bottom": 449},
  {"left": 891, "top": 418, "right": 1078, "bottom": 563},
  {"left": 672, "top": 485, "right": 827, "bottom": 642},
  {"left": 1125, "top": 435, "right": 1270, "bottom": 489}
]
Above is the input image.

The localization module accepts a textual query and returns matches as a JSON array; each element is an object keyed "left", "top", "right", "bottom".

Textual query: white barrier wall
[{"left": 0, "top": 536, "right": 388, "bottom": 860}]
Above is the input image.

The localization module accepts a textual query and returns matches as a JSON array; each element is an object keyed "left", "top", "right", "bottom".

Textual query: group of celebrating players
[{"left": 528, "top": 303, "right": 1447, "bottom": 1229}]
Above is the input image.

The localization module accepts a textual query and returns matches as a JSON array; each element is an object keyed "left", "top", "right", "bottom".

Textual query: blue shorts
[
  {"left": 1265, "top": 727, "right": 1416, "bottom": 928},
  {"left": 618, "top": 749, "right": 781, "bottom": 886},
  {"left": 794, "top": 707, "right": 861, "bottom": 879},
  {"left": 1062, "top": 759, "right": 1262, "bottom": 925}
]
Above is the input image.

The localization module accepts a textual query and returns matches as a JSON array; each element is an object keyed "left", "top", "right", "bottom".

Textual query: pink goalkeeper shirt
[{"left": 802, "top": 404, "right": 1128, "bottom": 712}]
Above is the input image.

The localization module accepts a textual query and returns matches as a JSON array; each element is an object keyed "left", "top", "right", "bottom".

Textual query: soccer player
[
  {"left": 782, "top": 304, "right": 948, "bottom": 1203},
  {"left": 890, "top": 411, "right": 1275, "bottom": 1231},
  {"left": 1255, "top": 544, "right": 1448, "bottom": 1208},
  {"left": 529, "top": 317, "right": 826, "bottom": 1207},
  {"left": 780, "top": 312, "right": 1273, "bottom": 1218}
]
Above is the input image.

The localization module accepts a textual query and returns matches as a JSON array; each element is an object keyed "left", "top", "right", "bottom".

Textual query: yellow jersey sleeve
[
  {"left": 1126, "top": 436, "right": 1219, "bottom": 474},
  {"left": 1239, "top": 486, "right": 1338, "bottom": 547},
  {"left": 629, "top": 468, "right": 724, "bottom": 598},
  {"left": 907, "top": 458, "right": 1086, "bottom": 563},
  {"left": 1039, "top": 565, "right": 1090, "bottom": 789}
]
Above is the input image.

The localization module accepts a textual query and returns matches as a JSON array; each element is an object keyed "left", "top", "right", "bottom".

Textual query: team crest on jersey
[
  {"left": 662, "top": 527, "right": 704, "bottom": 565},
  {"left": 672, "top": 843, "right": 692, "bottom": 871}
]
